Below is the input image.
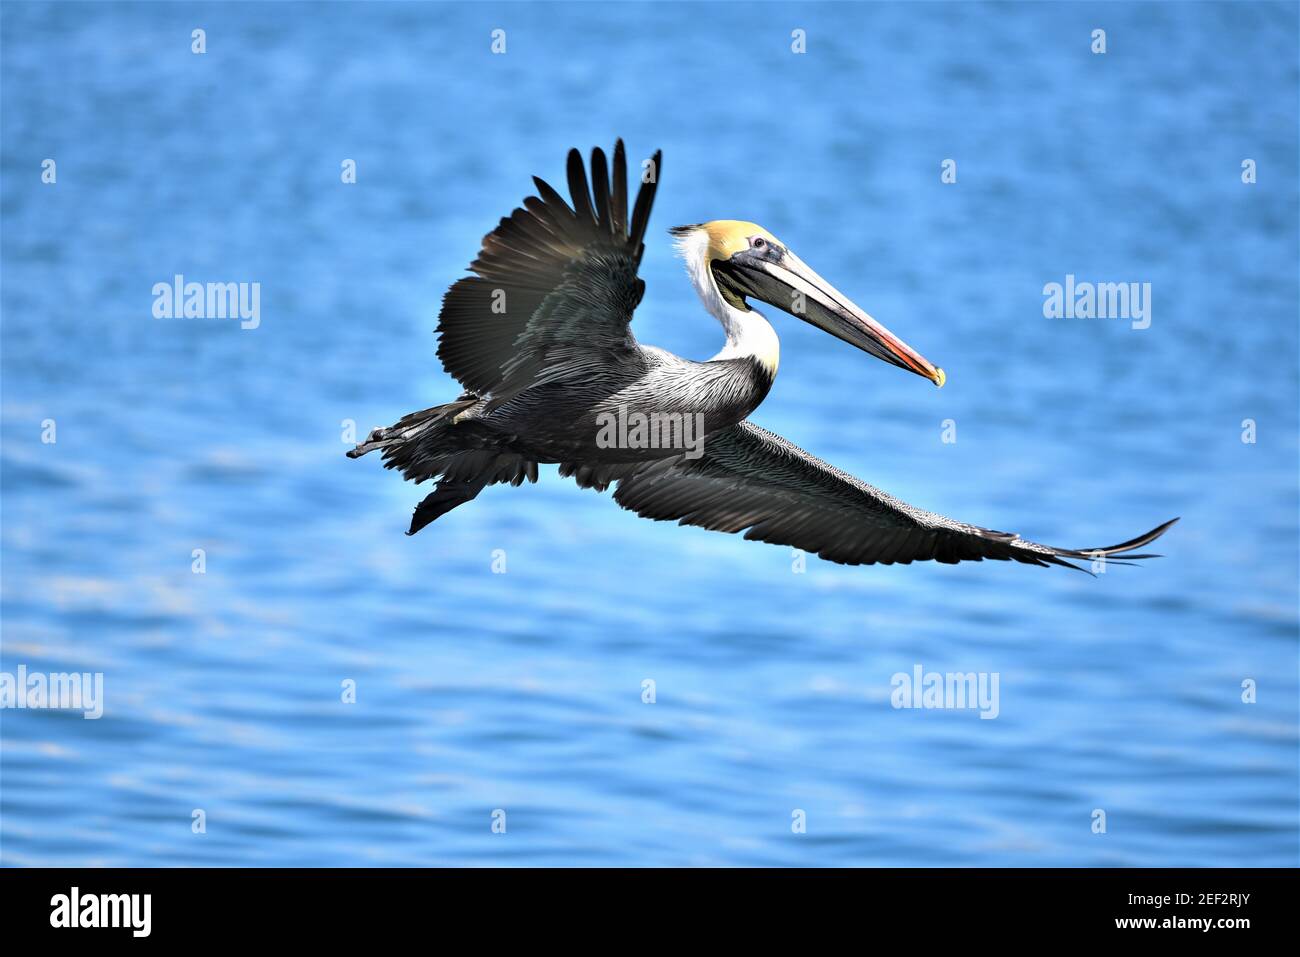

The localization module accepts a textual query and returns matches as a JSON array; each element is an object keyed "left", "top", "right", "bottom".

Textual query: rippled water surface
[{"left": 2, "top": 1, "right": 1297, "bottom": 866}]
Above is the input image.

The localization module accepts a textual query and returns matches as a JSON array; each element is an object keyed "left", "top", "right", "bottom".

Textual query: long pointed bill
[{"left": 741, "top": 252, "right": 945, "bottom": 387}]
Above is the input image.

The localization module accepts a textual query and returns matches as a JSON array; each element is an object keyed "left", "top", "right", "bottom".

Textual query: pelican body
[{"left": 350, "top": 141, "right": 1174, "bottom": 570}]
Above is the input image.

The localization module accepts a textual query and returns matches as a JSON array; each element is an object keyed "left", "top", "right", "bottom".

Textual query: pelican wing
[
  {"left": 436, "top": 140, "right": 662, "bottom": 409},
  {"left": 609, "top": 422, "right": 1177, "bottom": 570}
]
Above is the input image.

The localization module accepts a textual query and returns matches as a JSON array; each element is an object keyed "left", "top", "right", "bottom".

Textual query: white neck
[{"left": 675, "top": 231, "right": 780, "bottom": 377}]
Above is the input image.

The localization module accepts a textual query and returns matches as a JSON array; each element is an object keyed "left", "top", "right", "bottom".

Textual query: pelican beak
[{"left": 714, "top": 247, "right": 945, "bottom": 387}]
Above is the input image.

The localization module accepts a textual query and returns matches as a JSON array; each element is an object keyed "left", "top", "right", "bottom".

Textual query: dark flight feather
[
  {"left": 435, "top": 141, "right": 662, "bottom": 403},
  {"left": 606, "top": 421, "right": 1178, "bottom": 571}
]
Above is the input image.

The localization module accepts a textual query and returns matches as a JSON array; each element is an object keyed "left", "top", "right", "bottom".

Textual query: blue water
[{"left": 2, "top": 1, "right": 1297, "bottom": 867}]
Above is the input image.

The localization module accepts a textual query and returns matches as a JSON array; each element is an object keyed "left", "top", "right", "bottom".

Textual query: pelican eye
[{"left": 750, "top": 236, "right": 767, "bottom": 249}]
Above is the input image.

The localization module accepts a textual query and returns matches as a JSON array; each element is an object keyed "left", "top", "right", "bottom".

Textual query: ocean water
[{"left": 1, "top": 1, "right": 1297, "bottom": 867}]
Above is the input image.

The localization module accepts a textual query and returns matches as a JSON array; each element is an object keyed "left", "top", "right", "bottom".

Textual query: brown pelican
[{"left": 349, "top": 141, "right": 1175, "bottom": 571}]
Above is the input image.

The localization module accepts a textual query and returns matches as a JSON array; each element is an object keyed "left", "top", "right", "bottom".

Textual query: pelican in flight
[{"left": 350, "top": 141, "right": 1175, "bottom": 571}]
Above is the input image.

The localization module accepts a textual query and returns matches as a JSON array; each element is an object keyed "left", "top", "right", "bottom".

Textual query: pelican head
[{"left": 670, "top": 221, "right": 944, "bottom": 387}]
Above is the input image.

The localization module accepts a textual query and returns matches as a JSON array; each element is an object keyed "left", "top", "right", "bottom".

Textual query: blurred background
[{"left": 1, "top": 1, "right": 1296, "bottom": 866}]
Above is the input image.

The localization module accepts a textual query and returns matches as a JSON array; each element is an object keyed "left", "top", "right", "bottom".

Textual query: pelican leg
[{"left": 407, "top": 476, "right": 489, "bottom": 536}]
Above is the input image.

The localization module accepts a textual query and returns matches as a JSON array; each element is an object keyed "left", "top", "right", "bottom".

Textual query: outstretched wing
[
  {"left": 436, "top": 140, "right": 662, "bottom": 409},
  {"left": 607, "top": 421, "right": 1177, "bottom": 571}
]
